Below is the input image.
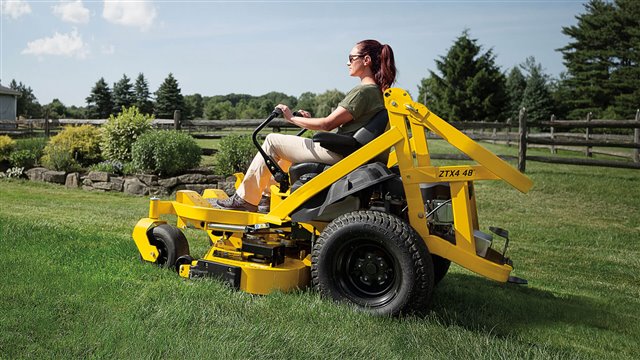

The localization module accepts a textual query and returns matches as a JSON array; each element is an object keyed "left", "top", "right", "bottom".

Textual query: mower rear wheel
[
  {"left": 150, "top": 224, "right": 190, "bottom": 270},
  {"left": 432, "top": 254, "right": 451, "bottom": 286},
  {"left": 312, "top": 211, "right": 434, "bottom": 316}
]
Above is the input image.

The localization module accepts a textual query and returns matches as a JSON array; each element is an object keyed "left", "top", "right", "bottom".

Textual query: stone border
[{"left": 24, "top": 168, "right": 236, "bottom": 196}]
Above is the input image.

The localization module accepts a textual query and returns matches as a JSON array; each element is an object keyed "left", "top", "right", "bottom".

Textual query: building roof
[{"left": 0, "top": 84, "right": 21, "bottom": 96}]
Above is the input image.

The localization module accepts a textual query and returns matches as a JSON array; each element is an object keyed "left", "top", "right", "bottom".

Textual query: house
[{"left": 0, "top": 84, "right": 20, "bottom": 130}]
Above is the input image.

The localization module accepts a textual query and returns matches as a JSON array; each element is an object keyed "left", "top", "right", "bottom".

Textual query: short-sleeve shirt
[{"left": 337, "top": 84, "right": 384, "bottom": 135}]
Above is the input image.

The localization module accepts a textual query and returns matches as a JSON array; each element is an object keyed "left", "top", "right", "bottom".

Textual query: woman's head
[{"left": 350, "top": 40, "right": 396, "bottom": 91}]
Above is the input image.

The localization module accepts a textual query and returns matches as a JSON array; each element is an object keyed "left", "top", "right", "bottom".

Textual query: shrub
[
  {"left": 89, "top": 160, "right": 124, "bottom": 175},
  {"left": 216, "top": 134, "right": 256, "bottom": 175},
  {"left": 0, "top": 135, "right": 16, "bottom": 160},
  {"left": 101, "top": 106, "right": 153, "bottom": 163},
  {"left": 131, "top": 130, "right": 201, "bottom": 176},
  {"left": 10, "top": 138, "right": 47, "bottom": 168},
  {"left": 42, "top": 125, "right": 102, "bottom": 171},
  {"left": 9, "top": 150, "right": 38, "bottom": 169}
]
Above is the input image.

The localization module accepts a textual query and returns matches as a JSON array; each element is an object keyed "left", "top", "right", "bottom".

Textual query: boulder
[
  {"left": 92, "top": 182, "right": 113, "bottom": 191},
  {"left": 110, "top": 177, "right": 124, "bottom": 192},
  {"left": 158, "top": 176, "right": 179, "bottom": 188},
  {"left": 136, "top": 174, "right": 158, "bottom": 186},
  {"left": 149, "top": 186, "right": 170, "bottom": 196},
  {"left": 65, "top": 172, "right": 80, "bottom": 188},
  {"left": 177, "top": 173, "right": 209, "bottom": 184},
  {"left": 43, "top": 171, "right": 67, "bottom": 184},
  {"left": 124, "top": 177, "right": 148, "bottom": 196},
  {"left": 87, "top": 171, "right": 109, "bottom": 182},
  {"left": 25, "top": 167, "right": 48, "bottom": 182}
]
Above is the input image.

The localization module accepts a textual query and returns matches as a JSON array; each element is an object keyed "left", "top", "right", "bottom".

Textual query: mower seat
[{"left": 289, "top": 109, "right": 389, "bottom": 189}]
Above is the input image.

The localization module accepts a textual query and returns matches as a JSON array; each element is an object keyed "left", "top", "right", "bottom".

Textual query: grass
[{"left": 1, "top": 143, "right": 639, "bottom": 359}]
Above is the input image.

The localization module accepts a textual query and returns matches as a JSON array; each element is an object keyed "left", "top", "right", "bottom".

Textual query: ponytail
[{"left": 356, "top": 40, "right": 397, "bottom": 91}]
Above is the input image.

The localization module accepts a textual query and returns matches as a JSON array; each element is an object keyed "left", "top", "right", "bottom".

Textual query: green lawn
[{"left": 1, "top": 145, "right": 639, "bottom": 358}]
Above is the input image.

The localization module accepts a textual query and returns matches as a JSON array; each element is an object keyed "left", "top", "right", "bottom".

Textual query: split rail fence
[{"left": 2, "top": 108, "right": 639, "bottom": 172}]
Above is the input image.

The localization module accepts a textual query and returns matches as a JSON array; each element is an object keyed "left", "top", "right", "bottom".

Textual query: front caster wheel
[
  {"left": 150, "top": 224, "right": 190, "bottom": 270},
  {"left": 312, "top": 211, "right": 434, "bottom": 316}
]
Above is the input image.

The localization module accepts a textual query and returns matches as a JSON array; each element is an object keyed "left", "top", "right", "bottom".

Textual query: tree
[
  {"left": 134, "top": 73, "right": 154, "bottom": 115},
  {"left": 86, "top": 77, "right": 113, "bottom": 119},
  {"left": 154, "top": 73, "right": 185, "bottom": 119},
  {"left": 185, "top": 93, "right": 204, "bottom": 119},
  {"left": 559, "top": 0, "right": 640, "bottom": 119},
  {"left": 45, "top": 99, "right": 67, "bottom": 119},
  {"left": 314, "top": 89, "right": 345, "bottom": 117},
  {"left": 518, "top": 57, "right": 554, "bottom": 123},
  {"left": 9, "top": 79, "right": 42, "bottom": 118},
  {"left": 113, "top": 74, "right": 135, "bottom": 113},
  {"left": 205, "top": 99, "right": 235, "bottom": 120},
  {"left": 297, "top": 92, "right": 317, "bottom": 113},
  {"left": 417, "top": 30, "right": 507, "bottom": 122},
  {"left": 505, "top": 67, "right": 527, "bottom": 121}
]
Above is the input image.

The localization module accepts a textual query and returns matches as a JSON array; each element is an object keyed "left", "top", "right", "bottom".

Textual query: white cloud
[
  {"left": 1, "top": 0, "right": 32, "bottom": 19},
  {"left": 53, "top": 0, "right": 90, "bottom": 24},
  {"left": 102, "top": 0, "right": 157, "bottom": 31},
  {"left": 22, "top": 29, "right": 89, "bottom": 59}
]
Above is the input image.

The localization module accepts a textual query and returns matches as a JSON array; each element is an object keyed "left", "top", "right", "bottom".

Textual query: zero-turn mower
[{"left": 132, "top": 88, "right": 533, "bottom": 316}]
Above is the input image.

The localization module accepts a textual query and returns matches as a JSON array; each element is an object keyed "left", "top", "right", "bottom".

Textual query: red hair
[{"left": 356, "top": 40, "right": 397, "bottom": 91}]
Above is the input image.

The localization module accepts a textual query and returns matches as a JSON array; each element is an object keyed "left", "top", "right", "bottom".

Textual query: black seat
[{"left": 289, "top": 109, "right": 389, "bottom": 187}]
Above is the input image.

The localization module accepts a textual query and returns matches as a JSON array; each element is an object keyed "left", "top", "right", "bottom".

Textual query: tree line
[{"left": 7, "top": 0, "right": 638, "bottom": 123}]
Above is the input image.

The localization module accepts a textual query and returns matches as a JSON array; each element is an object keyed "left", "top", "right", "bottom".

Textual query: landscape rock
[
  {"left": 92, "top": 182, "right": 113, "bottom": 191},
  {"left": 158, "top": 176, "right": 179, "bottom": 188},
  {"left": 110, "top": 177, "right": 124, "bottom": 191},
  {"left": 65, "top": 172, "right": 80, "bottom": 188},
  {"left": 149, "top": 186, "right": 170, "bottom": 196},
  {"left": 87, "top": 171, "right": 110, "bottom": 182},
  {"left": 136, "top": 174, "right": 158, "bottom": 186},
  {"left": 25, "top": 167, "right": 48, "bottom": 182},
  {"left": 124, "top": 177, "right": 148, "bottom": 196},
  {"left": 43, "top": 171, "right": 67, "bottom": 184},
  {"left": 178, "top": 173, "right": 209, "bottom": 184}
]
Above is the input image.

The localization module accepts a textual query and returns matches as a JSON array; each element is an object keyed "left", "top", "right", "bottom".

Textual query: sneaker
[
  {"left": 214, "top": 193, "right": 258, "bottom": 212},
  {"left": 258, "top": 196, "right": 271, "bottom": 213}
]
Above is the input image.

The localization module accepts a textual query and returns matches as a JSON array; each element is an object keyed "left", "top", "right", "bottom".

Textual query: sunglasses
[{"left": 348, "top": 54, "right": 366, "bottom": 64}]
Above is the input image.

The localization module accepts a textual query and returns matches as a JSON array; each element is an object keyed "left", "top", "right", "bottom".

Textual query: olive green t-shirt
[{"left": 337, "top": 84, "right": 384, "bottom": 135}]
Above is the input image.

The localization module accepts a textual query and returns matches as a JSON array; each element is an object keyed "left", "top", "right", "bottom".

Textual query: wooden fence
[{"left": 3, "top": 109, "right": 639, "bottom": 172}]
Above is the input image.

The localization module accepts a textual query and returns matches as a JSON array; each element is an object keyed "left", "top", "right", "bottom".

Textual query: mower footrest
[{"left": 189, "top": 260, "right": 241, "bottom": 289}]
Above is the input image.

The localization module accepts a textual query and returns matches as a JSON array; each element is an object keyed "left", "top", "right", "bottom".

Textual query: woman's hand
[{"left": 275, "top": 104, "right": 311, "bottom": 122}]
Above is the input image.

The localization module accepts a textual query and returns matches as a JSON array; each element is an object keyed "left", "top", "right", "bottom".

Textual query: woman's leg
[{"left": 235, "top": 133, "right": 343, "bottom": 205}]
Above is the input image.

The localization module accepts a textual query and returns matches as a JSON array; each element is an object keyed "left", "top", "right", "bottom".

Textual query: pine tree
[
  {"left": 86, "top": 77, "right": 114, "bottom": 119},
  {"left": 505, "top": 67, "right": 527, "bottom": 121},
  {"left": 609, "top": 0, "right": 640, "bottom": 118},
  {"left": 559, "top": 0, "right": 639, "bottom": 119},
  {"left": 417, "top": 30, "right": 507, "bottom": 122},
  {"left": 154, "top": 73, "right": 185, "bottom": 119},
  {"left": 112, "top": 74, "right": 135, "bottom": 113},
  {"left": 518, "top": 57, "right": 554, "bottom": 123},
  {"left": 134, "top": 73, "right": 154, "bottom": 115}
]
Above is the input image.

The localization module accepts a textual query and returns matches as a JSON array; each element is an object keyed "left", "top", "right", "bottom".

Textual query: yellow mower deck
[{"left": 132, "top": 87, "right": 532, "bottom": 296}]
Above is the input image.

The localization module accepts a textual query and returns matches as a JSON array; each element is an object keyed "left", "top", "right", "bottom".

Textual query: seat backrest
[{"left": 352, "top": 109, "right": 389, "bottom": 147}]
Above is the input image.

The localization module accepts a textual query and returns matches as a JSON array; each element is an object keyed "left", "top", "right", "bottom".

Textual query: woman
[{"left": 216, "top": 39, "right": 396, "bottom": 212}]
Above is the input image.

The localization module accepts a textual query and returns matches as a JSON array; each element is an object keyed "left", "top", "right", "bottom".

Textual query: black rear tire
[
  {"left": 150, "top": 224, "right": 190, "bottom": 270},
  {"left": 312, "top": 211, "right": 434, "bottom": 316},
  {"left": 432, "top": 254, "right": 451, "bottom": 286}
]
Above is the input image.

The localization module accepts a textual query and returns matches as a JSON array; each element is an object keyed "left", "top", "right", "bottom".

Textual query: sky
[{"left": 1, "top": 0, "right": 587, "bottom": 108}]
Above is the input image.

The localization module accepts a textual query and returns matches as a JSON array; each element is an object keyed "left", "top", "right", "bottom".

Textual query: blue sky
[{"left": 2, "top": 0, "right": 586, "bottom": 107}]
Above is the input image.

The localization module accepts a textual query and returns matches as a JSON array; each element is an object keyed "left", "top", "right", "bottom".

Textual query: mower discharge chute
[{"left": 132, "top": 88, "right": 532, "bottom": 316}]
